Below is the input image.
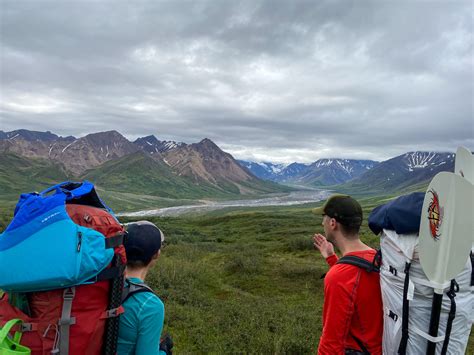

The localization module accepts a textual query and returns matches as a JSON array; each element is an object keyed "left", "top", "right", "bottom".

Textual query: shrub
[{"left": 287, "top": 236, "right": 313, "bottom": 251}]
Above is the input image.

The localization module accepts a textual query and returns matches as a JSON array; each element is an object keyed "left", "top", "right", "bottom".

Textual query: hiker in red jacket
[{"left": 312, "top": 195, "right": 383, "bottom": 355}]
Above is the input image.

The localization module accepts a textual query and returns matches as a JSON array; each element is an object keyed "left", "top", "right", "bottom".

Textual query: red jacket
[{"left": 318, "top": 249, "right": 383, "bottom": 355}]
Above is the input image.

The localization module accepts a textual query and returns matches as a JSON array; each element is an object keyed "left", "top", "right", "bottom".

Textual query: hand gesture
[{"left": 313, "top": 233, "right": 335, "bottom": 259}]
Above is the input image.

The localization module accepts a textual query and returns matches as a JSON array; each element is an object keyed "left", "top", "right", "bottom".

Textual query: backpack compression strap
[
  {"left": 397, "top": 262, "right": 411, "bottom": 355},
  {"left": 335, "top": 251, "right": 381, "bottom": 273},
  {"left": 440, "top": 279, "right": 459, "bottom": 355},
  {"left": 121, "top": 279, "right": 155, "bottom": 303}
]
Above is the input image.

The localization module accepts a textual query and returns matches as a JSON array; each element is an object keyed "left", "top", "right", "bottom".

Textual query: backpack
[
  {"left": 0, "top": 181, "right": 127, "bottom": 355},
  {"left": 369, "top": 193, "right": 472, "bottom": 355}
]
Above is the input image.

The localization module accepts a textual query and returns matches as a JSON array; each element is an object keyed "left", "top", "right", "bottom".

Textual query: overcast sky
[{"left": 0, "top": 0, "right": 472, "bottom": 163}]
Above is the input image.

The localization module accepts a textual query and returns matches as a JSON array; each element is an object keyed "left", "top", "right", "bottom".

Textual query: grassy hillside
[
  {"left": 82, "top": 151, "right": 291, "bottom": 199},
  {"left": 0, "top": 153, "right": 69, "bottom": 199},
  {"left": 0, "top": 152, "right": 292, "bottom": 211}
]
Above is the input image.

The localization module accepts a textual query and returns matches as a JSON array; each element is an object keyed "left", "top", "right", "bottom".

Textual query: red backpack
[{"left": 0, "top": 203, "right": 127, "bottom": 355}]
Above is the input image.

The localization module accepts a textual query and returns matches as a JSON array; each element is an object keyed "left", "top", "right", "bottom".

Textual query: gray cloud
[{"left": 1, "top": 0, "right": 472, "bottom": 163}]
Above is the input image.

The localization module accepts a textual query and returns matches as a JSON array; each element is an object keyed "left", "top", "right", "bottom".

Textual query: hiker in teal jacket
[{"left": 117, "top": 221, "right": 173, "bottom": 355}]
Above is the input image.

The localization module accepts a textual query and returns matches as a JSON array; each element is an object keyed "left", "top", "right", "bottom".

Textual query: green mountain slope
[
  {"left": 81, "top": 151, "right": 289, "bottom": 199},
  {"left": 0, "top": 153, "right": 69, "bottom": 198}
]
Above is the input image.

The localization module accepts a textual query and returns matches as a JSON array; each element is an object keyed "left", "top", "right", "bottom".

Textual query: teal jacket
[{"left": 117, "top": 277, "right": 166, "bottom": 355}]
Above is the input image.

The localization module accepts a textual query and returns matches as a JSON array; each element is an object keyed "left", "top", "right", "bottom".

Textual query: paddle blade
[
  {"left": 419, "top": 172, "right": 473, "bottom": 288},
  {"left": 454, "top": 146, "right": 474, "bottom": 184}
]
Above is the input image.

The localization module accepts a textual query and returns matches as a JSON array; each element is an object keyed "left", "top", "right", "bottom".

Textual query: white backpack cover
[{"left": 380, "top": 229, "right": 473, "bottom": 355}]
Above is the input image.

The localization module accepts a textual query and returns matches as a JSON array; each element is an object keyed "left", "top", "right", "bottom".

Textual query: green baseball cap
[{"left": 312, "top": 194, "right": 363, "bottom": 227}]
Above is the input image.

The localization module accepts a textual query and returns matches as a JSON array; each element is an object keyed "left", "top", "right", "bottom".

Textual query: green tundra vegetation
[
  {"left": 120, "top": 200, "right": 472, "bottom": 354},
  {"left": 0, "top": 198, "right": 472, "bottom": 353}
]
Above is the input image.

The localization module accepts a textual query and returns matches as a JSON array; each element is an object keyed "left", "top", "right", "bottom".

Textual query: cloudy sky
[{"left": 0, "top": 0, "right": 472, "bottom": 163}]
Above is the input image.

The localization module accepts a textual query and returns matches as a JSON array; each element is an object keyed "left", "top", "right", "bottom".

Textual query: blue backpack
[{"left": 0, "top": 181, "right": 118, "bottom": 292}]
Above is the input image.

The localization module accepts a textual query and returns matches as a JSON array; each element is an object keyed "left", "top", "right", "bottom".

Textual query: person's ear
[
  {"left": 329, "top": 218, "right": 337, "bottom": 230},
  {"left": 152, "top": 250, "right": 161, "bottom": 260}
]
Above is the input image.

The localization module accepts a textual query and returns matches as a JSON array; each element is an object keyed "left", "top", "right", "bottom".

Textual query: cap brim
[{"left": 312, "top": 206, "right": 325, "bottom": 215}]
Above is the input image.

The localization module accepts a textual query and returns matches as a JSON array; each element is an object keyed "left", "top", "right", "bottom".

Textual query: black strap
[
  {"left": 105, "top": 233, "right": 125, "bottom": 249},
  {"left": 441, "top": 279, "right": 459, "bottom": 355},
  {"left": 336, "top": 255, "right": 380, "bottom": 273},
  {"left": 397, "top": 262, "right": 411, "bottom": 355},
  {"left": 350, "top": 332, "right": 370, "bottom": 355},
  {"left": 87, "top": 264, "right": 125, "bottom": 283},
  {"left": 470, "top": 251, "right": 473, "bottom": 287},
  {"left": 121, "top": 279, "right": 155, "bottom": 303}
]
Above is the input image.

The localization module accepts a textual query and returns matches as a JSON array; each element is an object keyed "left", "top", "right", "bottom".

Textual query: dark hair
[
  {"left": 339, "top": 221, "right": 361, "bottom": 237},
  {"left": 126, "top": 258, "right": 151, "bottom": 269}
]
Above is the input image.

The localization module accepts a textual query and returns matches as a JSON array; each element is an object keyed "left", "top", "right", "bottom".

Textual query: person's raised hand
[{"left": 312, "top": 233, "right": 335, "bottom": 259}]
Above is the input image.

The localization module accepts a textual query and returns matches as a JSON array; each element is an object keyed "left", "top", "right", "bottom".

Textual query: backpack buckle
[{"left": 101, "top": 306, "right": 125, "bottom": 319}]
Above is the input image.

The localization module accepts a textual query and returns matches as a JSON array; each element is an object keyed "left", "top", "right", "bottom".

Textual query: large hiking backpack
[
  {"left": 0, "top": 181, "right": 127, "bottom": 355},
  {"left": 369, "top": 193, "right": 473, "bottom": 355}
]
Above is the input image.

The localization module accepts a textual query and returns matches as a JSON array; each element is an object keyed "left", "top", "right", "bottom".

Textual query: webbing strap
[
  {"left": 121, "top": 279, "right": 155, "bottom": 303},
  {"left": 336, "top": 255, "right": 380, "bottom": 273},
  {"left": 59, "top": 287, "right": 76, "bottom": 355},
  {"left": 410, "top": 325, "right": 445, "bottom": 343},
  {"left": 470, "top": 251, "right": 473, "bottom": 287},
  {"left": 350, "top": 332, "right": 370, "bottom": 355},
  {"left": 87, "top": 264, "right": 125, "bottom": 283},
  {"left": 397, "top": 262, "right": 411, "bottom": 355},
  {"left": 104, "top": 233, "right": 125, "bottom": 249},
  {"left": 441, "top": 280, "right": 458, "bottom": 355}
]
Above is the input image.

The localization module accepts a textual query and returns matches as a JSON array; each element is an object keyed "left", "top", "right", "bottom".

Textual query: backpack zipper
[{"left": 77, "top": 231, "right": 82, "bottom": 252}]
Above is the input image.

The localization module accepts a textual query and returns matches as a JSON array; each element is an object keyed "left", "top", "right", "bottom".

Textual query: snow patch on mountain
[{"left": 404, "top": 152, "right": 454, "bottom": 172}]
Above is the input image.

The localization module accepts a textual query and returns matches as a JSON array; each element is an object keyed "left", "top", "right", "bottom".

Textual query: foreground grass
[{"left": 0, "top": 199, "right": 472, "bottom": 353}]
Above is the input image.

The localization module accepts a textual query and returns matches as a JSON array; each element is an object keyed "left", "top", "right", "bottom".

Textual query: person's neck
[
  {"left": 333, "top": 235, "right": 371, "bottom": 256},
  {"left": 125, "top": 267, "right": 149, "bottom": 281}
]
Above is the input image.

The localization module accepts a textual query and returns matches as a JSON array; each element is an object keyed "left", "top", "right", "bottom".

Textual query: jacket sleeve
[
  {"left": 318, "top": 268, "right": 360, "bottom": 355},
  {"left": 135, "top": 294, "right": 166, "bottom": 355}
]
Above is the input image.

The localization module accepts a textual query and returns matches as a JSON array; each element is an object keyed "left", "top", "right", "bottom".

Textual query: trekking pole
[{"left": 418, "top": 172, "right": 473, "bottom": 355}]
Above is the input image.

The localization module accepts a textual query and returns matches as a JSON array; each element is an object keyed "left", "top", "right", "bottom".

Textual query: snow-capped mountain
[
  {"left": 237, "top": 161, "right": 289, "bottom": 180},
  {"left": 275, "top": 163, "right": 310, "bottom": 182},
  {"left": 134, "top": 135, "right": 185, "bottom": 154},
  {"left": 238, "top": 159, "right": 377, "bottom": 185},
  {"left": 345, "top": 151, "right": 455, "bottom": 192},
  {"left": 297, "top": 159, "right": 378, "bottom": 186}
]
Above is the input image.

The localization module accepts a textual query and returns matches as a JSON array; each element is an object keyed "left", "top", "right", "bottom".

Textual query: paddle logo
[{"left": 427, "top": 189, "right": 442, "bottom": 241}]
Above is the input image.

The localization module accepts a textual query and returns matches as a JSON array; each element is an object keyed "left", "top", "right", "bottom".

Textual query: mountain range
[
  {"left": 0, "top": 129, "right": 460, "bottom": 202},
  {"left": 239, "top": 152, "right": 456, "bottom": 194},
  {"left": 0, "top": 129, "right": 288, "bottom": 200},
  {"left": 239, "top": 159, "right": 378, "bottom": 186}
]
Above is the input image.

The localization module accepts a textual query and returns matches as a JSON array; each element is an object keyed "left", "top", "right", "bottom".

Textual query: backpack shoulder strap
[
  {"left": 121, "top": 279, "right": 155, "bottom": 303},
  {"left": 336, "top": 250, "right": 381, "bottom": 273}
]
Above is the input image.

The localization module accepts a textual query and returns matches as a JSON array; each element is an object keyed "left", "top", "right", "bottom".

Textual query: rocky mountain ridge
[
  {"left": 0, "top": 130, "right": 461, "bottom": 195},
  {"left": 0, "top": 129, "right": 279, "bottom": 196}
]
